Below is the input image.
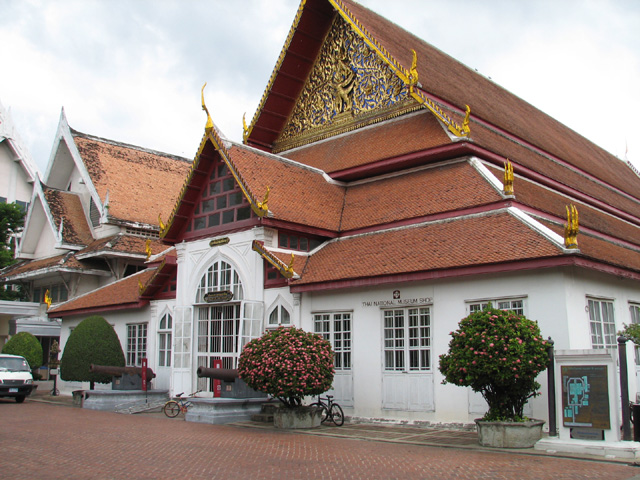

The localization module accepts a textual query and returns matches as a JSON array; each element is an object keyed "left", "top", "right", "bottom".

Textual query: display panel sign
[{"left": 561, "top": 365, "right": 610, "bottom": 430}]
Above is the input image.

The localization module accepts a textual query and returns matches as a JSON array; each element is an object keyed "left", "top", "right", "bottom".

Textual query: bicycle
[
  {"left": 163, "top": 390, "right": 201, "bottom": 418},
  {"left": 310, "top": 395, "right": 344, "bottom": 426}
]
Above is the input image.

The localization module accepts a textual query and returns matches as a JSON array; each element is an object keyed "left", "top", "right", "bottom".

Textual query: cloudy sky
[{"left": 1, "top": 0, "right": 639, "bottom": 175}]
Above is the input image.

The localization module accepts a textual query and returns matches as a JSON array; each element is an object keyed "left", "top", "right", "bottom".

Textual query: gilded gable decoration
[
  {"left": 242, "top": 113, "right": 249, "bottom": 143},
  {"left": 564, "top": 204, "right": 579, "bottom": 249},
  {"left": 275, "top": 15, "right": 413, "bottom": 151},
  {"left": 503, "top": 160, "right": 514, "bottom": 196},
  {"left": 252, "top": 240, "right": 297, "bottom": 279}
]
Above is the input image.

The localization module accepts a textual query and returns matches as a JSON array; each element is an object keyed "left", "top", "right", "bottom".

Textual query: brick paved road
[{"left": 2, "top": 400, "right": 640, "bottom": 480}]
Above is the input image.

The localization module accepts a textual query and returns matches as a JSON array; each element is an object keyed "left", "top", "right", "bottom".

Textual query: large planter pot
[
  {"left": 475, "top": 419, "right": 544, "bottom": 448},
  {"left": 273, "top": 405, "right": 323, "bottom": 429}
]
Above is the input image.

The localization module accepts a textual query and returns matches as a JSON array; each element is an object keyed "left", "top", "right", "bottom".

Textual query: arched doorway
[{"left": 194, "top": 259, "right": 263, "bottom": 393}]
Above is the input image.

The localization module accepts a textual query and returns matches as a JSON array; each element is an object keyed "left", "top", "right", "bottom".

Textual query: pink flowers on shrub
[
  {"left": 438, "top": 305, "right": 548, "bottom": 422},
  {"left": 238, "top": 326, "right": 334, "bottom": 408}
]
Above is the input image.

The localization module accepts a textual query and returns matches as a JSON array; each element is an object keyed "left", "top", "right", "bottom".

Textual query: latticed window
[
  {"left": 158, "top": 313, "right": 172, "bottom": 367},
  {"left": 468, "top": 298, "right": 525, "bottom": 315},
  {"left": 127, "top": 323, "right": 147, "bottom": 367},
  {"left": 268, "top": 305, "right": 291, "bottom": 326},
  {"left": 314, "top": 312, "right": 352, "bottom": 371},
  {"left": 383, "top": 307, "right": 430, "bottom": 372},
  {"left": 195, "top": 260, "right": 244, "bottom": 303},
  {"left": 588, "top": 298, "right": 616, "bottom": 349},
  {"left": 189, "top": 162, "right": 254, "bottom": 233}
]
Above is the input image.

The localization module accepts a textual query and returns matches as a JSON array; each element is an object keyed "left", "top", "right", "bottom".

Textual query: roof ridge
[
  {"left": 69, "top": 127, "right": 190, "bottom": 163},
  {"left": 228, "top": 140, "right": 344, "bottom": 185}
]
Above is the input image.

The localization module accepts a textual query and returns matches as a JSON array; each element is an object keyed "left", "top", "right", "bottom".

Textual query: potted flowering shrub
[
  {"left": 438, "top": 305, "right": 548, "bottom": 447},
  {"left": 238, "top": 326, "right": 334, "bottom": 428}
]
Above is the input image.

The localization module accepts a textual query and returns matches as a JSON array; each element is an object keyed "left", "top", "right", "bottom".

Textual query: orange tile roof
[
  {"left": 79, "top": 234, "right": 166, "bottom": 258},
  {"left": 485, "top": 165, "right": 640, "bottom": 248},
  {"left": 291, "top": 211, "right": 563, "bottom": 286},
  {"left": 472, "top": 124, "right": 640, "bottom": 219},
  {"left": 538, "top": 220, "right": 640, "bottom": 274},
  {"left": 72, "top": 130, "right": 191, "bottom": 226},
  {"left": 282, "top": 111, "right": 451, "bottom": 173},
  {"left": 0, "top": 252, "right": 99, "bottom": 280},
  {"left": 229, "top": 144, "right": 346, "bottom": 232},
  {"left": 42, "top": 186, "right": 93, "bottom": 245},
  {"left": 340, "top": 160, "right": 502, "bottom": 231},
  {"left": 48, "top": 268, "right": 155, "bottom": 316}
]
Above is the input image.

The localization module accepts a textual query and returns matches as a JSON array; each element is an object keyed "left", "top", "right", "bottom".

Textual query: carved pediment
[{"left": 274, "top": 15, "right": 416, "bottom": 152}]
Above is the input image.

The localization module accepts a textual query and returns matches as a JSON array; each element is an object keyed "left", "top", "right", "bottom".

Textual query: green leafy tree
[
  {"left": 0, "top": 202, "right": 26, "bottom": 300},
  {"left": 0, "top": 202, "right": 25, "bottom": 268},
  {"left": 439, "top": 305, "right": 548, "bottom": 421},
  {"left": 60, "top": 315, "right": 125, "bottom": 390},
  {"left": 238, "top": 326, "right": 334, "bottom": 408},
  {"left": 2, "top": 331, "right": 43, "bottom": 371}
]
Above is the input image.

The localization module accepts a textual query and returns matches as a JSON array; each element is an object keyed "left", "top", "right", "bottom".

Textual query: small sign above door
[{"left": 204, "top": 291, "right": 234, "bottom": 303}]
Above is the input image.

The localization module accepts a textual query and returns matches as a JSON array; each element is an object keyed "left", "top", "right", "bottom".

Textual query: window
[
  {"left": 314, "top": 312, "right": 352, "bottom": 371},
  {"left": 190, "top": 162, "right": 254, "bottom": 233},
  {"left": 158, "top": 313, "right": 172, "bottom": 367},
  {"left": 588, "top": 298, "right": 616, "bottom": 349},
  {"left": 195, "top": 260, "right": 244, "bottom": 303},
  {"left": 278, "top": 232, "right": 322, "bottom": 252},
  {"left": 127, "top": 323, "right": 147, "bottom": 367},
  {"left": 630, "top": 304, "right": 640, "bottom": 363},
  {"left": 33, "top": 283, "right": 68, "bottom": 304},
  {"left": 268, "top": 305, "right": 291, "bottom": 326},
  {"left": 383, "top": 307, "right": 431, "bottom": 372},
  {"left": 468, "top": 297, "right": 525, "bottom": 315}
]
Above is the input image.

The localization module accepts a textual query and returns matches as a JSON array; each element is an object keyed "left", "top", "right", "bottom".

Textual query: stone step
[{"left": 251, "top": 412, "right": 274, "bottom": 423}]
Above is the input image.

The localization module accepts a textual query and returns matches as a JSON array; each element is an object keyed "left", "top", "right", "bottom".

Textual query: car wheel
[{"left": 15, "top": 395, "right": 26, "bottom": 403}]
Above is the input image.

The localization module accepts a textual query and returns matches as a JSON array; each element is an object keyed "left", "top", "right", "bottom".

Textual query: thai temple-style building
[{"left": 39, "top": 0, "right": 640, "bottom": 428}]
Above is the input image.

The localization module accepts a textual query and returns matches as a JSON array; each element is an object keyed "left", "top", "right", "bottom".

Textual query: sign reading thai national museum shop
[
  {"left": 362, "top": 290, "right": 432, "bottom": 307},
  {"left": 204, "top": 291, "right": 234, "bottom": 303}
]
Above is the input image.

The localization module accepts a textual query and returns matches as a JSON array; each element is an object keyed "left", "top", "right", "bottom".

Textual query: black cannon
[
  {"left": 89, "top": 364, "right": 155, "bottom": 390},
  {"left": 196, "top": 367, "right": 265, "bottom": 399}
]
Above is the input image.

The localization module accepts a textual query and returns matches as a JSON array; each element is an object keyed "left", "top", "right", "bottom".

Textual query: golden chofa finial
[
  {"left": 138, "top": 279, "right": 145, "bottom": 294},
  {"left": 409, "top": 49, "right": 419, "bottom": 87},
  {"left": 462, "top": 104, "right": 471, "bottom": 134},
  {"left": 158, "top": 213, "right": 165, "bottom": 232},
  {"left": 564, "top": 204, "right": 579, "bottom": 249},
  {"left": 145, "top": 238, "right": 152, "bottom": 261},
  {"left": 242, "top": 113, "right": 249, "bottom": 143},
  {"left": 503, "top": 160, "right": 514, "bottom": 196},
  {"left": 201, "top": 83, "right": 214, "bottom": 134},
  {"left": 256, "top": 186, "right": 270, "bottom": 217},
  {"left": 284, "top": 253, "right": 295, "bottom": 278}
]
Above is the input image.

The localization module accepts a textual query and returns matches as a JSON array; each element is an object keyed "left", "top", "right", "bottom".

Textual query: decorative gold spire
[
  {"left": 44, "top": 289, "right": 52, "bottom": 310},
  {"left": 255, "top": 186, "right": 270, "bottom": 217},
  {"left": 201, "top": 83, "right": 213, "bottom": 134},
  {"left": 242, "top": 113, "right": 249, "bottom": 143},
  {"left": 408, "top": 49, "right": 419, "bottom": 88},
  {"left": 145, "top": 239, "right": 152, "bottom": 261},
  {"left": 138, "top": 279, "right": 145, "bottom": 294},
  {"left": 462, "top": 104, "right": 471, "bottom": 134},
  {"left": 503, "top": 160, "right": 514, "bottom": 196},
  {"left": 564, "top": 204, "right": 579, "bottom": 249},
  {"left": 284, "top": 253, "right": 295, "bottom": 277},
  {"left": 158, "top": 213, "right": 165, "bottom": 232}
]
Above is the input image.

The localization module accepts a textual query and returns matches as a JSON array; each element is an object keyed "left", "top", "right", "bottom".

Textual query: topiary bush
[
  {"left": 439, "top": 305, "right": 549, "bottom": 421},
  {"left": 238, "top": 326, "right": 334, "bottom": 408},
  {"left": 2, "top": 331, "right": 43, "bottom": 371},
  {"left": 60, "top": 315, "right": 125, "bottom": 389}
]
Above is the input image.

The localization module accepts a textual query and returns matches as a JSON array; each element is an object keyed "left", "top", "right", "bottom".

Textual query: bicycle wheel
[
  {"left": 330, "top": 403, "right": 344, "bottom": 426},
  {"left": 163, "top": 401, "right": 181, "bottom": 418},
  {"left": 310, "top": 403, "right": 330, "bottom": 423}
]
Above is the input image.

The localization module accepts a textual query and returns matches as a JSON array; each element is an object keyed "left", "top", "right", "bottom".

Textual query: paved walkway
[{"left": 2, "top": 392, "right": 640, "bottom": 479}]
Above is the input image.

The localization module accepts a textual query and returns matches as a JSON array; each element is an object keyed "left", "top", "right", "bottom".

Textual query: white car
[{"left": 0, "top": 354, "right": 35, "bottom": 403}]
